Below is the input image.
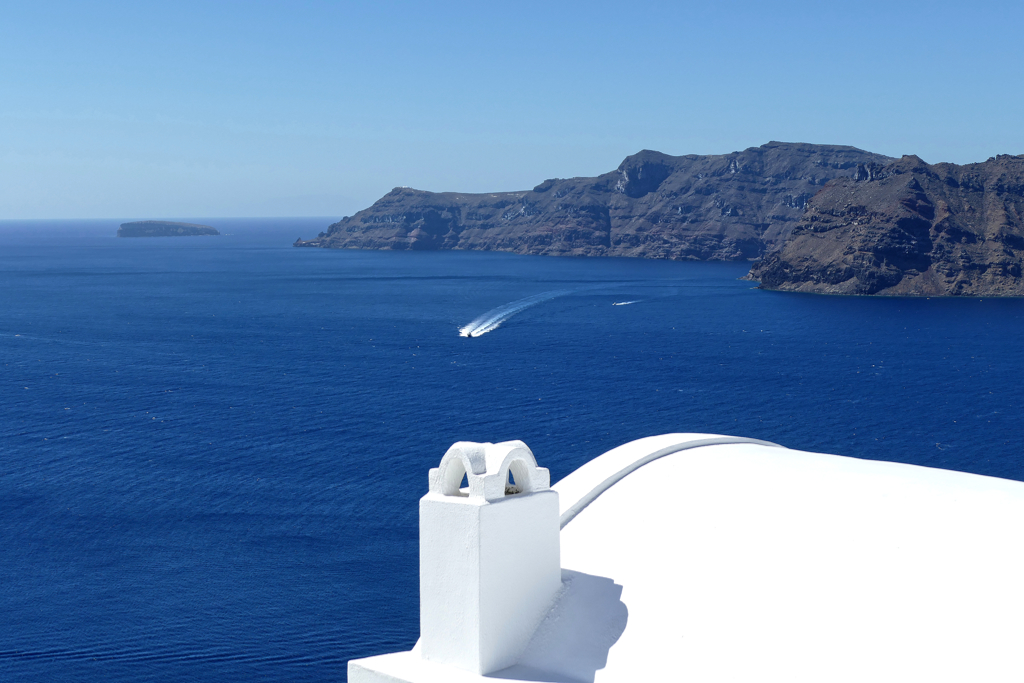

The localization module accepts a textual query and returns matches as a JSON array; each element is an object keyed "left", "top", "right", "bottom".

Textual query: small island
[{"left": 118, "top": 221, "right": 220, "bottom": 237}]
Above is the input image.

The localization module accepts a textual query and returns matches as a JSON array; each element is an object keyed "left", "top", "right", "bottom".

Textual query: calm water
[{"left": 2, "top": 218, "right": 1023, "bottom": 681}]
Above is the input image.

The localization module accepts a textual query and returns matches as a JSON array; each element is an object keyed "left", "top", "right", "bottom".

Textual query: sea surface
[{"left": 2, "top": 218, "right": 1023, "bottom": 681}]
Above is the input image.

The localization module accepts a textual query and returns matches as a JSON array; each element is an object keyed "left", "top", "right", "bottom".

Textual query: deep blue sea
[{"left": 2, "top": 218, "right": 1023, "bottom": 681}]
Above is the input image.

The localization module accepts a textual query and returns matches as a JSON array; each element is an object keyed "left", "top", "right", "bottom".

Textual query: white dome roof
[{"left": 351, "top": 434, "right": 1024, "bottom": 683}]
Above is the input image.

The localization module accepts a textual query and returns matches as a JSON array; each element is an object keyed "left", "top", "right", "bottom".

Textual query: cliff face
[
  {"left": 748, "top": 155, "right": 1024, "bottom": 296},
  {"left": 295, "top": 142, "right": 891, "bottom": 260}
]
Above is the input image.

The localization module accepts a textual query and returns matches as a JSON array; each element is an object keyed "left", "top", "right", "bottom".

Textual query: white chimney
[{"left": 419, "top": 440, "right": 561, "bottom": 675}]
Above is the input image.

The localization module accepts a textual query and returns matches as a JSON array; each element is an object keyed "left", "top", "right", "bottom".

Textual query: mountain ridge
[
  {"left": 295, "top": 142, "right": 891, "bottom": 261},
  {"left": 295, "top": 142, "right": 1024, "bottom": 296}
]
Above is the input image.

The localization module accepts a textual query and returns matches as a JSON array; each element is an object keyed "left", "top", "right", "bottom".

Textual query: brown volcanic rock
[
  {"left": 295, "top": 142, "right": 890, "bottom": 261},
  {"left": 749, "top": 154, "right": 1024, "bottom": 296}
]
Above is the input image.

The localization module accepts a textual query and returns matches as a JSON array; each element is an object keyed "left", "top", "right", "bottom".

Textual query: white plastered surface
[{"left": 351, "top": 435, "right": 1024, "bottom": 683}]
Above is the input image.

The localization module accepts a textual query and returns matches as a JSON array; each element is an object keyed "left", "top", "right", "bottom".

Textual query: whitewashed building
[{"left": 349, "top": 434, "right": 1024, "bottom": 682}]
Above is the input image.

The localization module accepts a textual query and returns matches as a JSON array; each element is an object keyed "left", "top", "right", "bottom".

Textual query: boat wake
[
  {"left": 459, "top": 290, "right": 573, "bottom": 337},
  {"left": 612, "top": 300, "right": 642, "bottom": 306}
]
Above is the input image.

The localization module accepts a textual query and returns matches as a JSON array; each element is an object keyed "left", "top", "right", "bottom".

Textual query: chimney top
[{"left": 428, "top": 440, "right": 551, "bottom": 501}]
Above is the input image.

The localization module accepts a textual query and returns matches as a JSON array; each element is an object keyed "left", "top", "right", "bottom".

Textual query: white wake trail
[{"left": 459, "top": 290, "right": 573, "bottom": 337}]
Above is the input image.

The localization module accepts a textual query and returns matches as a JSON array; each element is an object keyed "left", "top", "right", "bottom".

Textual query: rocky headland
[
  {"left": 118, "top": 221, "right": 220, "bottom": 237},
  {"left": 748, "top": 154, "right": 1024, "bottom": 296},
  {"left": 295, "top": 142, "right": 891, "bottom": 261},
  {"left": 295, "top": 142, "right": 1024, "bottom": 296}
]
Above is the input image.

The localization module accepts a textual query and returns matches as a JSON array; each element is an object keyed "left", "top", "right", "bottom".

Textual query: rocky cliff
[
  {"left": 748, "top": 154, "right": 1024, "bottom": 296},
  {"left": 295, "top": 142, "right": 891, "bottom": 261}
]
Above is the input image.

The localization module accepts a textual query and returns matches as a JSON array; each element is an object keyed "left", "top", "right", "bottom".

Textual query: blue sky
[{"left": 2, "top": 1, "right": 1023, "bottom": 219}]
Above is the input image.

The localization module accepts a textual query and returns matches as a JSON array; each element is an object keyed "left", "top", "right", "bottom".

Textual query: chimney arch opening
[
  {"left": 503, "top": 458, "right": 533, "bottom": 496},
  {"left": 440, "top": 458, "right": 470, "bottom": 497}
]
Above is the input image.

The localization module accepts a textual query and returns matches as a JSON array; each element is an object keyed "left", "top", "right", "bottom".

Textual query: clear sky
[{"left": 2, "top": 0, "right": 1023, "bottom": 219}]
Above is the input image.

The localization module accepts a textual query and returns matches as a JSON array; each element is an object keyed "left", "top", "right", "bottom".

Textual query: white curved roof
[{"left": 351, "top": 434, "right": 1024, "bottom": 683}]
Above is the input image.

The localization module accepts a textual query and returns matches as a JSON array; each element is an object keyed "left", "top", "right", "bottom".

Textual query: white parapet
[{"left": 418, "top": 440, "right": 561, "bottom": 675}]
